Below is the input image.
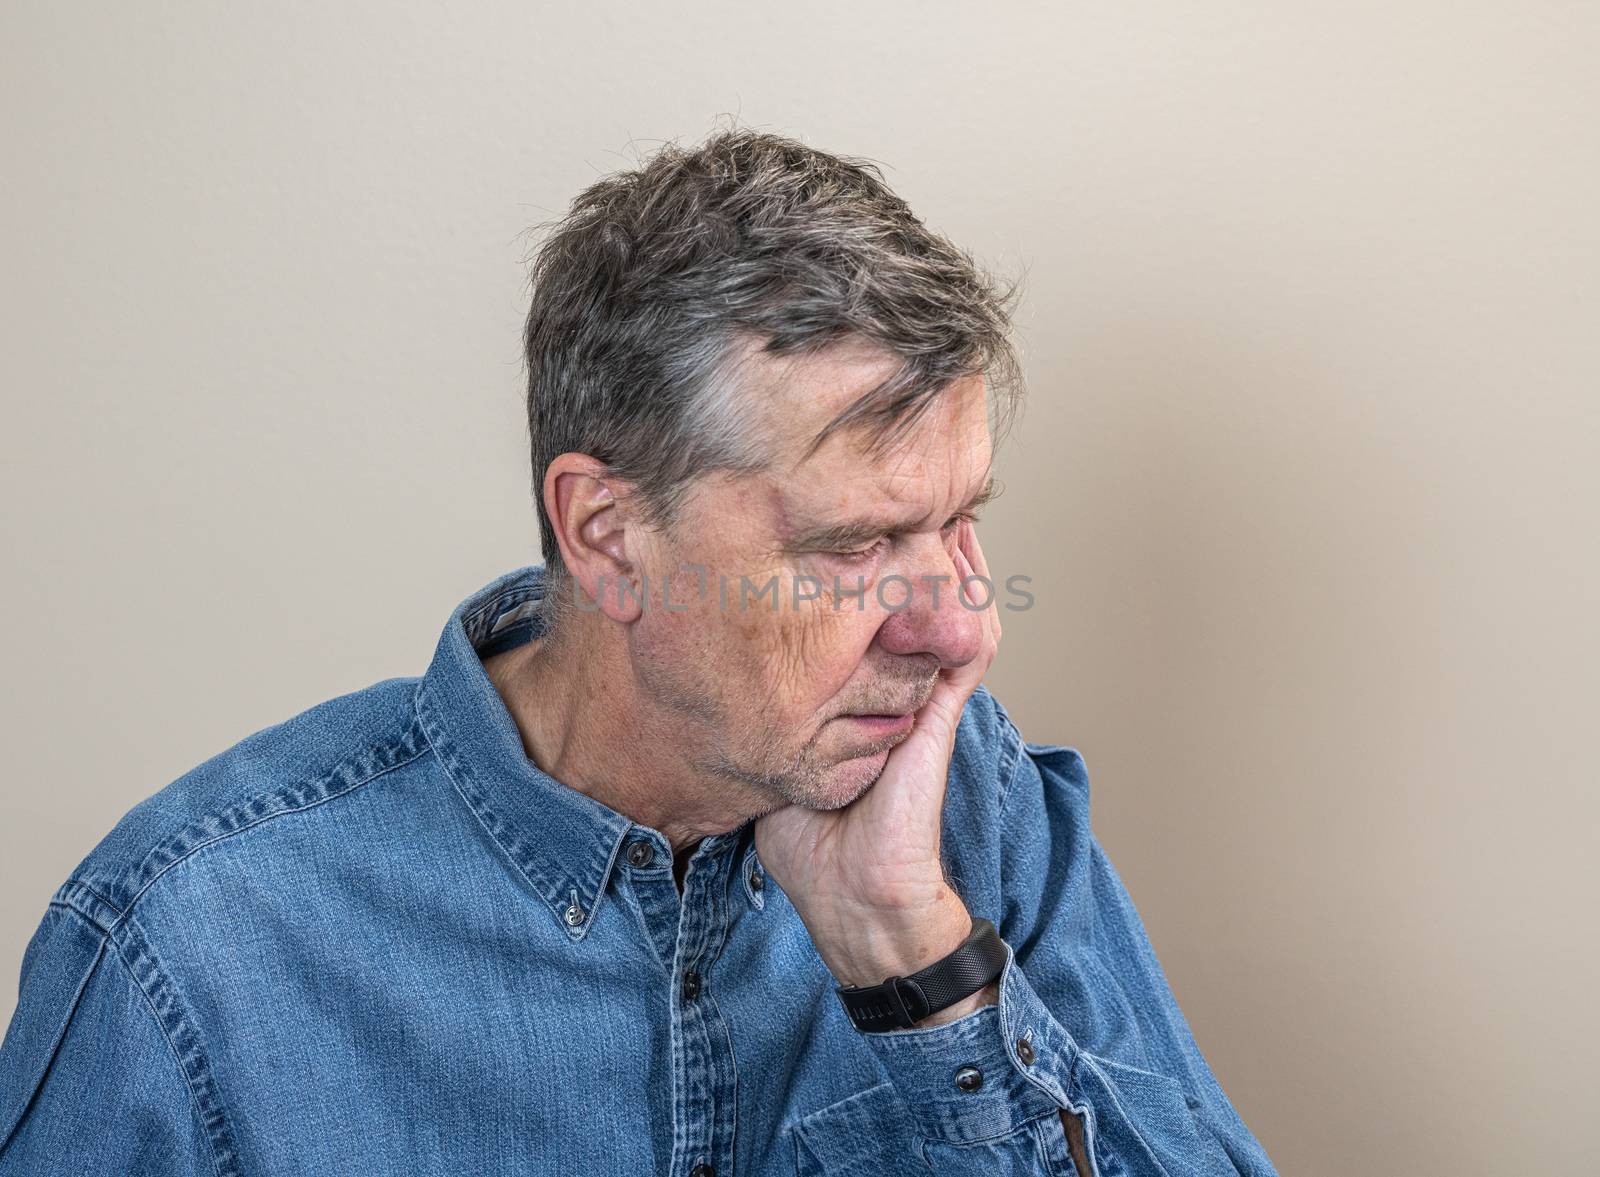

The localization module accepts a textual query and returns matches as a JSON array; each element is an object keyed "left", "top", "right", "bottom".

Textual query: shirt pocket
[
  {"left": 789, "top": 1080, "right": 917, "bottom": 1176},
  {"left": 1078, "top": 1053, "right": 1239, "bottom": 1176},
  {"left": 788, "top": 1079, "right": 1079, "bottom": 1176}
]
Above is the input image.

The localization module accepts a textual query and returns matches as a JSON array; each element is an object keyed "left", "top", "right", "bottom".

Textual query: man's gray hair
[{"left": 521, "top": 124, "right": 1025, "bottom": 640}]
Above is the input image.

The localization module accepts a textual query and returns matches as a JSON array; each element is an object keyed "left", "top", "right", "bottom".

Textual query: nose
[{"left": 872, "top": 537, "right": 985, "bottom": 669}]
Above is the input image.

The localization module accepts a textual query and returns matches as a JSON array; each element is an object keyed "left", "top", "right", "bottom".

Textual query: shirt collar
[{"left": 414, "top": 564, "right": 752, "bottom": 939}]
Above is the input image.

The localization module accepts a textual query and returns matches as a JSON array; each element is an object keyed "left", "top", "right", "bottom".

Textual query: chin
[{"left": 804, "top": 754, "right": 887, "bottom": 811}]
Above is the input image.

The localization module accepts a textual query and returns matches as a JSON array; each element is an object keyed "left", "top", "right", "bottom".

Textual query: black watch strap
[{"left": 835, "top": 916, "right": 1007, "bottom": 1032}]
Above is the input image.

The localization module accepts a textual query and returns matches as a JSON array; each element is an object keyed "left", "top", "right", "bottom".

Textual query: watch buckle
[{"left": 884, "top": 975, "right": 929, "bottom": 1028}]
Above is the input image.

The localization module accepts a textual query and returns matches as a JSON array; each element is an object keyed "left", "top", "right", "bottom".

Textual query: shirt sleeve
[
  {"left": 0, "top": 902, "right": 216, "bottom": 1174},
  {"left": 845, "top": 704, "right": 1279, "bottom": 1176}
]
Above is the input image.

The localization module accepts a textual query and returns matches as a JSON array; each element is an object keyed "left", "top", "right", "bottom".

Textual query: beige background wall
[{"left": 3, "top": 4, "right": 1595, "bottom": 1173}]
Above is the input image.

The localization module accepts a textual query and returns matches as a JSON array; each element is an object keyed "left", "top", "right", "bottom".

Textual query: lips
[{"left": 845, "top": 712, "right": 916, "bottom": 735}]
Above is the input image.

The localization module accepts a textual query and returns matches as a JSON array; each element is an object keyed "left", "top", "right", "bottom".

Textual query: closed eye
[
  {"left": 831, "top": 538, "right": 890, "bottom": 565},
  {"left": 832, "top": 512, "right": 979, "bottom": 563}
]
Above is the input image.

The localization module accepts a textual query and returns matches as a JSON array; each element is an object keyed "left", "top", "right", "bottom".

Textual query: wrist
[{"left": 813, "top": 886, "right": 972, "bottom": 989}]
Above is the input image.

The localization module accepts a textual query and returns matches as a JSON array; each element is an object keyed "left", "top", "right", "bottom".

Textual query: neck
[{"left": 482, "top": 619, "right": 764, "bottom": 852}]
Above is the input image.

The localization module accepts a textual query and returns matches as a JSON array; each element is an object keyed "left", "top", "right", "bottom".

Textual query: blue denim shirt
[{"left": 0, "top": 564, "right": 1276, "bottom": 1176}]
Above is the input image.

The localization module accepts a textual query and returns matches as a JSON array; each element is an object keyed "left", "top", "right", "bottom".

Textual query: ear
[{"left": 542, "top": 453, "right": 647, "bottom": 624}]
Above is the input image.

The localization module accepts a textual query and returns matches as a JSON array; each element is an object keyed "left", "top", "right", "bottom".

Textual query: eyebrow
[{"left": 781, "top": 472, "right": 1001, "bottom": 552}]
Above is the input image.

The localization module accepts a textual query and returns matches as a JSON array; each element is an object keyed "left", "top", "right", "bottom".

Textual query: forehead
[{"left": 745, "top": 339, "right": 992, "bottom": 524}]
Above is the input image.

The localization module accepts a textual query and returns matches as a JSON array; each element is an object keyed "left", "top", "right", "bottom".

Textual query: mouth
[{"left": 843, "top": 712, "right": 916, "bottom": 736}]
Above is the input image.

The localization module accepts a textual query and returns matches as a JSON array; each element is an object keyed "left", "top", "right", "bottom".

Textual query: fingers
[
  {"left": 962, "top": 515, "right": 988, "bottom": 579},
  {"left": 964, "top": 518, "right": 1000, "bottom": 646},
  {"left": 955, "top": 517, "right": 1001, "bottom": 661}
]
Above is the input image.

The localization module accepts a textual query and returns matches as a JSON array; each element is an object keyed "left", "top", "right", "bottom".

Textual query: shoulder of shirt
[
  {"left": 48, "top": 675, "right": 430, "bottom": 934},
  {"left": 956, "top": 682, "right": 1091, "bottom": 815}
]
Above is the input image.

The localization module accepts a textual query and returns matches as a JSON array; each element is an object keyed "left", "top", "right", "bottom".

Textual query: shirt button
[
  {"left": 682, "top": 969, "right": 702, "bottom": 1000},
  {"left": 563, "top": 903, "right": 584, "bottom": 927},
  {"left": 954, "top": 1065, "right": 983, "bottom": 1093},
  {"left": 690, "top": 1165, "right": 715, "bottom": 1177},
  {"left": 749, "top": 867, "right": 764, "bottom": 891},
  {"left": 626, "top": 840, "right": 655, "bottom": 867},
  {"left": 1016, "top": 1037, "right": 1036, "bottom": 1065}
]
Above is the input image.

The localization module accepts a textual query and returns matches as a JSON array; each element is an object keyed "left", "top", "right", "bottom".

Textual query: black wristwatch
[{"left": 835, "top": 916, "right": 1007, "bottom": 1032}]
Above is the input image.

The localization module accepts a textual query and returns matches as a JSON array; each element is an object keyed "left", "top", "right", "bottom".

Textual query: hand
[{"left": 755, "top": 518, "right": 1002, "bottom": 1024}]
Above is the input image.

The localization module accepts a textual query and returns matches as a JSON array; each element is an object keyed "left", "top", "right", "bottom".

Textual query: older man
[{"left": 0, "top": 130, "right": 1276, "bottom": 1175}]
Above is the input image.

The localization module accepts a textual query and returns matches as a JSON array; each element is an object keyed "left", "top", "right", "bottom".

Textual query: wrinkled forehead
[
  {"left": 741, "top": 340, "right": 992, "bottom": 526},
  {"left": 743, "top": 339, "right": 901, "bottom": 470},
  {"left": 747, "top": 338, "right": 988, "bottom": 473}
]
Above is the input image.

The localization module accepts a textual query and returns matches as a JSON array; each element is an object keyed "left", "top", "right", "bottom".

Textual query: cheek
[{"left": 757, "top": 595, "right": 878, "bottom": 710}]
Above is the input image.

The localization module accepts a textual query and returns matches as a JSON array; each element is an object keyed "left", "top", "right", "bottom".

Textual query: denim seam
[
  {"left": 996, "top": 714, "right": 1029, "bottom": 818},
  {"left": 80, "top": 722, "right": 432, "bottom": 929},
  {"left": 103, "top": 918, "right": 232, "bottom": 1177}
]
